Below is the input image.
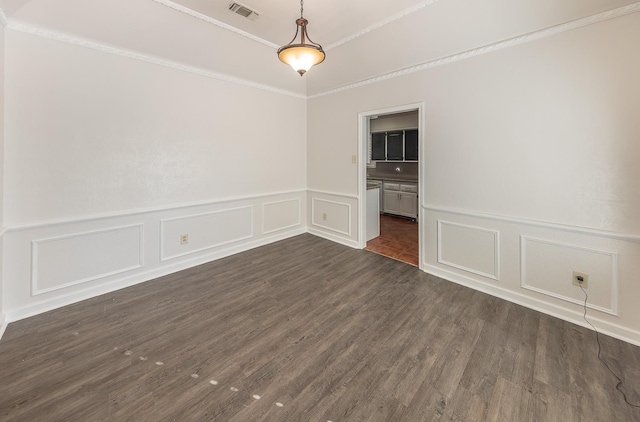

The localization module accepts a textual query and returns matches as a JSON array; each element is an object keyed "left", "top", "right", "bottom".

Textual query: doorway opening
[
  {"left": 358, "top": 103, "right": 424, "bottom": 269},
  {"left": 366, "top": 214, "right": 419, "bottom": 266}
]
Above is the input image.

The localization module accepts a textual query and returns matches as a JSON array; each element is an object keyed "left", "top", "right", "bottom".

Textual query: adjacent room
[{"left": 1, "top": 0, "right": 640, "bottom": 420}]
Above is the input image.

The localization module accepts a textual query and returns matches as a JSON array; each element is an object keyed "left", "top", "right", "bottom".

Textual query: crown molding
[
  {"left": 153, "top": 0, "right": 441, "bottom": 53},
  {"left": 309, "top": 2, "right": 640, "bottom": 99},
  {"left": 6, "top": 21, "right": 305, "bottom": 99},
  {"left": 325, "top": 0, "right": 442, "bottom": 51},
  {"left": 151, "top": 0, "right": 279, "bottom": 49},
  {"left": 2, "top": 1, "right": 638, "bottom": 101}
]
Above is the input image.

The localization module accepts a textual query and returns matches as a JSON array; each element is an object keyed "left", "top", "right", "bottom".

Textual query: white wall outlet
[
  {"left": 352, "top": 155, "right": 357, "bottom": 164},
  {"left": 322, "top": 212, "right": 327, "bottom": 221},
  {"left": 180, "top": 234, "right": 189, "bottom": 245},
  {"left": 572, "top": 271, "right": 588, "bottom": 288}
]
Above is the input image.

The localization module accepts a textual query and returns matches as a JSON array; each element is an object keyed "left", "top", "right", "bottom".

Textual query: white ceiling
[
  {"left": 168, "top": 0, "right": 430, "bottom": 49},
  {"left": 1, "top": 0, "right": 639, "bottom": 96}
]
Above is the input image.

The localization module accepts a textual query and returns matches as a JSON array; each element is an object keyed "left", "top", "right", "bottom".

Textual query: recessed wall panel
[
  {"left": 311, "top": 198, "right": 351, "bottom": 236},
  {"left": 262, "top": 199, "right": 300, "bottom": 234},
  {"left": 161, "top": 206, "right": 253, "bottom": 261},
  {"left": 437, "top": 220, "right": 499, "bottom": 280},
  {"left": 32, "top": 224, "right": 143, "bottom": 295},
  {"left": 521, "top": 236, "right": 617, "bottom": 314}
]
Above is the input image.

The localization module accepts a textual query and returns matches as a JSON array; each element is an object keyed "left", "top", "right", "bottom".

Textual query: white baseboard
[
  {"left": 306, "top": 227, "right": 360, "bottom": 249},
  {"left": 422, "top": 263, "right": 640, "bottom": 347},
  {"left": 4, "top": 228, "right": 305, "bottom": 327},
  {"left": 0, "top": 313, "right": 7, "bottom": 340}
]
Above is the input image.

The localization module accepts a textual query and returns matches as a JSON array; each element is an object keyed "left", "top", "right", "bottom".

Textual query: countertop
[{"left": 367, "top": 176, "right": 418, "bottom": 183}]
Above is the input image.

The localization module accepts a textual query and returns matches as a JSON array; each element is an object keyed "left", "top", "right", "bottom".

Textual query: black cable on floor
[{"left": 579, "top": 282, "right": 640, "bottom": 408}]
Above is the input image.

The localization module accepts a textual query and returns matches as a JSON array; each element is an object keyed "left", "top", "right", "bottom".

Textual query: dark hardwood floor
[{"left": 1, "top": 234, "right": 639, "bottom": 421}]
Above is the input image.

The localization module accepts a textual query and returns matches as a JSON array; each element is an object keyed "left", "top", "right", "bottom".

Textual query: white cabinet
[
  {"left": 383, "top": 190, "right": 401, "bottom": 214},
  {"left": 367, "top": 179, "right": 384, "bottom": 213},
  {"left": 399, "top": 192, "right": 418, "bottom": 216},
  {"left": 366, "top": 188, "right": 380, "bottom": 241},
  {"left": 383, "top": 182, "right": 418, "bottom": 219}
]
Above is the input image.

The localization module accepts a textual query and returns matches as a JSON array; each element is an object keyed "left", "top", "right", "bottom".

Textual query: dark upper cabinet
[
  {"left": 371, "top": 129, "right": 418, "bottom": 162},
  {"left": 371, "top": 132, "right": 386, "bottom": 161},
  {"left": 405, "top": 129, "right": 418, "bottom": 161},
  {"left": 386, "top": 131, "right": 404, "bottom": 160}
]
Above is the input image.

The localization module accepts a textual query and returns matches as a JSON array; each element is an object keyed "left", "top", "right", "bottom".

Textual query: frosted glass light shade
[
  {"left": 278, "top": 13, "right": 325, "bottom": 76},
  {"left": 278, "top": 45, "right": 325, "bottom": 76}
]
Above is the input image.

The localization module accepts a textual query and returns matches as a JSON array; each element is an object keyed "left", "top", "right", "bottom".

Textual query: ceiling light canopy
[{"left": 277, "top": 0, "right": 325, "bottom": 76}]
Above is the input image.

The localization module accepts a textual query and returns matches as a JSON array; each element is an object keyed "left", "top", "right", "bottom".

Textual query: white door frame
[{"left": 357, "top": 102, "right": 425, "bottom": 270}]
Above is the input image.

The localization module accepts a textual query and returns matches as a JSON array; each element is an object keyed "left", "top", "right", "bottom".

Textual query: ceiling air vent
[{"left": 228, "top": 2, "right": 260, "bottom": 21}]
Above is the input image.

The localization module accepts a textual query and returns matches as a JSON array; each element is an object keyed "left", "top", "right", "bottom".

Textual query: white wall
[
  {"left": 0, "top": 21, "right": 6, "bottom": 336},
  {"left": 307, "top": 13, "right": 640, "bottom": 344},
  {"left": 2, "top": 29, "right": 308, "bottom": 322},
  {"left": 5, "top": 31, "right": 307, "bottom": 225}
]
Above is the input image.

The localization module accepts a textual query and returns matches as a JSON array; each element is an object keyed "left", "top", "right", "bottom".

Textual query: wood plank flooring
[{"left": 1, "top": 234, "right": 639, "bottom": 421}]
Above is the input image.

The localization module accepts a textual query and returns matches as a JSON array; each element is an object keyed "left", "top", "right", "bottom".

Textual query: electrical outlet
[
  {"left": 351, "top": 155, "right": 357, "bottom": 164},
  {"left": 322, "top": 213, "right": 327, "bottom": 221},
  {"left": 180, "top": 234, "right": 189, "bottom": 245},
  {"left": 572, "top": 271, "right": 588, "bottom": 288}
]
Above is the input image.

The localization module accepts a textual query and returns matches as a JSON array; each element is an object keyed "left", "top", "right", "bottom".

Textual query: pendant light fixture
[{"left": 277, "top": 0, "right": 325, "bottom": 76}]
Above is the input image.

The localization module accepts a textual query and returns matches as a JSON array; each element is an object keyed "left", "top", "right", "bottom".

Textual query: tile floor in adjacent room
[{"left": 365, "top": 214, "right": 419, "bottom": 266}]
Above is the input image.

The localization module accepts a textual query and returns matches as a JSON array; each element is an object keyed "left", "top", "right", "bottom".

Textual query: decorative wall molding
[
  {"left": 437, "top": 220, "right": 500, "bottom": 281},
  {"left": 0, "top": 190, "right": 307, "bottom": 341},
  {"left": 262, "top": 198, "right": 301, "bottom": 235},
  {"left": 31, "top": 224, "right": 144, "bottom": 295},
  {"left": 306, "top": 189, "right": 359, "bottom": 200},
  {"left": 311, "top": 198, "right": 352, "bottom": 236},
  {"left": 520, "top": 236, "right": 618, "bottom": 315},
  {"left": 153, "top": 0, "right": 441, "bottom": 52},
  {"left": 324, "top": 0, "right": 442, "bottom": 50},
  {"left": 5, "top": 189, "right": 306, "bottom": 232},
  {"left": 151, "top": 0, "right": 279, "bottom": 49},
  {"left": 306, "top": 227, "right": 360, "bottom": 250},
  {"left": 4, "top": 2, "right": 638, "bottom": 101},
  {"left": 423, "top": 262, "right": 640, "bottom": 347},
  {"left": 3, "top": 190, "right": 304, "bottom": 344},
  {"left": 160, "top": 206, "right": 254, "bottom": 261},
  {"left": 309, "top": 2, "right": 640, "bottom": 99},
  {"left": 422, "top": 203, "right": 638, "bottom": 345},
  {"left": 5, "top": 226, "right": 305, "bottom": 331},
  {"left": 6, "top": 21, "right": 305, "bottom": 100},
  {"left": 423, "top": 204, "right": 640, "bottom": 243}
]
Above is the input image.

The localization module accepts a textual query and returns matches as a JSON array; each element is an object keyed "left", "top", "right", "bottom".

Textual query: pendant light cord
[{"left": 300, "top": 0, "right": 304, "bottom": 18}]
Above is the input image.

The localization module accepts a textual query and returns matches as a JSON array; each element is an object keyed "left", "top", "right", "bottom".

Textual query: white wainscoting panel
[
  {"left": 520, "top": 236, "right": 618, "bottom": 315},
  {"left": 31, "top": 224, "right": 144, "bottom": 295},
  {"left": 1, "top": 191, "right": 307, "bottom": 342},
  {"left": 422, "top": 205, "right": 639, "bottom": 346},
  {"left": 437, "top": 220, "right": 500, "bottom": 281},
  {"left": 262, "top": 199, "right": 301, "bottom": 234},
  {"left": 311, "top": 198, "right": 352, "bottom": 236},
  {"left": 160, "top": 206, "right": 254, "bottom": 261}
]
